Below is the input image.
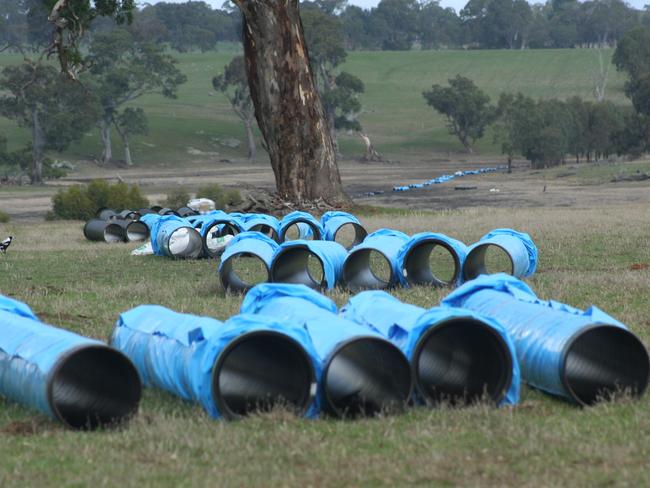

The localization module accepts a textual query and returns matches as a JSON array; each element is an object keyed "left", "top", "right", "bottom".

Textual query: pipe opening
[
  {"left": 413, "top": 318, "right": 512, "bottom": 406},
  {"left": 323, "top": 337, "right": 412, "bottom": 417},
  {"left": 343, "top": 249, "right": 393, "bottom": 291},
  {"left": 167, "top": 227, "right": 203, "bottom": 259},
  {"left": 563, "top": 325, "right": 650, "bottom": 406},
  {"left": 214, "top": 331, "right": 315, "bottom": 419},
  {"left": 333, "top": 223, "right": 367, "bottom": 250},
  {"left": 404, "top": 240, "right": 460, "bottom": 287},
  {"left": 248, "top": 224, "right": 280, "bottom": 242},
  {"left": 125, "top": 221, "right": 148, "bottom": 242},
  {"left": 104, "top": 223, "right": 124, "bottom": 243},
  {"left": 221, "top": 253, "right": 270, "bottom": 292},
  {"left": 48, "top": 346, "right": 141, "bottom": 430},
  {"left": 204, "top": 222, "right": 240, "bottom": 258},
  {"left": 463, "top": 244, "right": 513, "bottom": 281},
  {"left": 281, "top": 220, "right": 321, "bottom": 242},
  {"left": 271, "top": 247, "right": 325, "bottom": 289}
]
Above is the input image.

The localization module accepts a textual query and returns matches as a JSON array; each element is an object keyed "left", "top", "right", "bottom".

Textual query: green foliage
[
  {"left": 164, "top": 187, "right": 191, "bottom": 209},
  {"left": 423, "top": 75, "right": 496, "bottom": 151},
  {"left": 0, "top": 210, "right": 9, "bottom": 223},
  {"left": 196, "top": 183, "right": 241, "bottom": 210},
  {"left": 51, "top": 180, "right": 149, "bottom": 220}
]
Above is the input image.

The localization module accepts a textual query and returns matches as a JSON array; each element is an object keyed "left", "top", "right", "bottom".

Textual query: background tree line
[
  {"left": 422, "top": 26, "right": 650, "bottom": 168},
  {"left": 4, "top": 0, "right": 650, "bottom": 53}
]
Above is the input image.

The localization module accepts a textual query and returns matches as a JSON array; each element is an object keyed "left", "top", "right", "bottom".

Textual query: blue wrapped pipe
[
  {"left": 320, "top": 211, "right": 367, "bottom": 250},
  {"left": 241, "top": 284, "right": 413, "bottom": 417},
  {"left": 463, "top": 228, "right": 537, "bottom": 280},
  {"left": 219, "top": 232, "right": 280, "bottom": 292},
  {"left": 343, "top": 229, "right": 410, "bottom": 291},
  {"left": 397, "top": 232, "right": 468, "bottom": 287},
  {"left": 278, "top": 211, "right": 324, "bottom": 242},
  {"left": 270, "top": 240, "right": 348, "bottom": 290},
  {"left": 233, "top": 213, "right": 281, "bottom": 242},
  {"left": 141, "top": 214, "right": 203, "bottom": 259},
  {"left": 110, "top": 305, "right": 317, "bottom": 419},
  {"left": 442, "top": 274, "right": 650, "bottom": 405},
  {"left": 199, "top": 215, "right": 244, "bottom": 259},
  {"left": 0, "top": 295, "right": 141, "bottom": 429},
  {"left": 341, "top": 291, "right": 519, "bottom": 406}
]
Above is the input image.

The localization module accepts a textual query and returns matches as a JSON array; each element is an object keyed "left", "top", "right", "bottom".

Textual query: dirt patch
[{"left": 0, "top": 418, "right": 51, "bottom": 436}]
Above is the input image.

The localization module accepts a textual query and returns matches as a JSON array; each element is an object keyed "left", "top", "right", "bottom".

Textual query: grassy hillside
[{"left": 0, "top": 48, "right": 630, "bottom": 165}]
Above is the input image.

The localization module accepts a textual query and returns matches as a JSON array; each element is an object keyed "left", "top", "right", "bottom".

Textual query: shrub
[
  {"left": 51, "top": 180, "right": 149, "bottom": 220},
  {"left": 0, "top": 210, "right": 9, "bottom": 223},
  {"left": 196, "top": 183, "right": 242, "bottom": 210},
  {"left": 164, "top": 187, "right": 191, "bottom": 209}
]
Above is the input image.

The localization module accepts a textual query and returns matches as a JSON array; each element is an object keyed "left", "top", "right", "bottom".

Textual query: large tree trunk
[
  {"left": 31, "top": 107, "right": 45, "bottom": 184},
  {"left": 100, "top": 118, "right": 113, "bottom": 164},
  {"left": 244, "top": 116, "right": 256, "bottom": 160},
  {"left": 236, "top": 0, "right": 347, "bottom": 203}
]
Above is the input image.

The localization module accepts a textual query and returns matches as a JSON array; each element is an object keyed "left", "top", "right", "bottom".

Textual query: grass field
[
  {"left": 0, "top": 48, "right": 631, "bottom": 166},
  {"left": 1, "top": 203, "right": 650, "bottom": 486}
]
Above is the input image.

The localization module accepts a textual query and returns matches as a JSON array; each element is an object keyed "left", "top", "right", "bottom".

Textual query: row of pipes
[{"left": 1, "top": 275, "right": 647, "bottom": 429}]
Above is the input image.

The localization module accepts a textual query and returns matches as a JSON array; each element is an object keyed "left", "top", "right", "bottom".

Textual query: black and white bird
[{"left": 0, "top": 236, "right": 12, "bottom": 254}]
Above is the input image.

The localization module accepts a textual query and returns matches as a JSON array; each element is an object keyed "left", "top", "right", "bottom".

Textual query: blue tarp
[
  {"left": 271, "top": 240, "right": 348, "bottom": 289},
  {"left": 440, "top": 273, "right": 634, "bottom": 402},
  {"left": 393, "top": 166, "right": 506, "bottom": 192},
  {"left": 341, "top": 290, "right": 520, "bottom": 405},
  {"left": 345, "top": 228, "right": 410, "bottom": 286},
  {"left": 466, "top": 228, "right": 537, "bottom": 278},
  {"left": 237, "top": 213, "right": 280, "bottom": 237},
  {"left": 111, "top": 305, "right": 319, "bottom": 418},
  {"left": 397, "top": 232, "right": 469, "bottom": 286},
  {"left": 240, "top": 283, "right": 410, "bottom": 412},
  {"left": 0, "top": 294, "right": 105, "bottom": 419},
  {"left": 278, "top": 211, "right": 324, "bottom": 241},
  {"left": 320, "top": 211, "right": 364, "bottom": 242}
]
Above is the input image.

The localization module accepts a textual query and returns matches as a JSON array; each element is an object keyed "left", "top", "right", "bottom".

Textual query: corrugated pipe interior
[
  {"left": 213, "top": 330, "right": 315, "bottom": 418},
  {"left": 113, "top": 220, "right": 149, "bottom": 242},
  {"left": 219, "top": 233, "right": 278, "bottom": 293},
  {"left": 83, "top": 219, "right": 124, "bottom": 243},
  {"left": 463, "top": 229, "right": 537, "bottom": 281},
  {"left": 341, "top": 291, "right": 517, "bottom": 406},
  {"left": 111, "top": 306, "right": 316, "bottom": 419},
  {"left": 270, "top": 241, "right": 347, "bottom": 290},
  {"left": 241, "top": 284, "right": 413, "bottom": 417},
  {"left": 202, "top": 220, "right": 242, "bottom": 258},
  {"left": 413, "top": 318, "right": 512, "bottom": 405},
  {"left": 331, "top": 222, "right": 367, "bottom": 249},
  {"left": 0, "top": 295, "right": 141, "bottom": 429},
  {"left": 442, "top": 274, "right": 650, "bottom": 405},
  {"left": 402, "top": 237, "right": 461, "bottom": 287}
]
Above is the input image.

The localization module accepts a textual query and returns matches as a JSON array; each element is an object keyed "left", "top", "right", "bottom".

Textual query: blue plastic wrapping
[
  {"left": 392, "top": 166, "right": 506, "bottom": 192},
  {"left": 343, "top": 228, "right": 411, "bottom": 289},
  {"left": 144, "top": 215, "right": 203, "bottom": 258},
  {"left": 271, "top": 240, "right": 348, "bottom": 290},
  {"left": 397, "top": 232, "right": 469, "bottom": 287},
  {"left": 241, "top": 283, "right": 413, "bottom": 415},
  {"left": 464, "top": 228, "right": 537, "bottom": 280},
  {"left": 320, "top": 211, "right": 365, "bottom": 241},
  {"left": 441, "top": 274, "right": 649, "bottom": 404},
  {"left": 111, "top": 305, "right": 318, "bottom": 419},
  {"left": 0, "top": 294, "right": 141, "bottom": 428},
  {"left": 341, "top": 290, "right": 519, "bottom": 405},
  {"left": 278, "top": 211, "right": 324, "bottom": 241}
]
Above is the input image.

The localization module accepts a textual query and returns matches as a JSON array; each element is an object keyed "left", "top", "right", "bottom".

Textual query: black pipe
[
  {"left": 332, "top": 222, "right": 367, "bottom": 250},
  {"left": 279, "top": 218, "right": 322, "bottom": 242},
  {"left": 220, "top": 254, "right": 271, "bottom": 293},
  {"left": 402, "top": 238, "right": 461, "bottom": 287},
  {"left": 176, "top": 206, "right": 199, "bottom": 217},
  {"left": 343, "top": 249, "right": 394, "bottom": 290},
  {"left": 247, "top": 224, "right": 280, "bottom": 242},
  {"left": 202, "top": 220, "right": 242, "bottom": 258},
  {"left": 113, "top": 220, "right": 149, "bottom": 243},
  {"left": 83, "top": 219, "right": 124, "bottom": 243},
  {"left": 47, "top": 345, "right": 142, "bottom": 429},
  {"left": 97, "top": 208, "right": 117, "bottom": 220},
  {"left": 212, "top": 331, "right": 316, "bottom": 419},
  {"left": 158, "top": 207, "right": 179, "bottom": 216},
  {"left": 412, "top": 318, "right": 513, "bottom": 405}
]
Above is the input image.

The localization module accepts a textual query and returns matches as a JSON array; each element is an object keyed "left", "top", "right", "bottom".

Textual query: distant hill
[{"left": 0, "top": 48, "right": 629, "bottom": 165}]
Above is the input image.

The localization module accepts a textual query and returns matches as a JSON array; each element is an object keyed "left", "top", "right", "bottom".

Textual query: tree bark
[
  {"left": 31, "top": 107, "right": 45, "bottom": 184},
  {"left": 100, "top": 118, "right": 113, "bottom": 164},
  {"left": 244, "top": 116, "right": 256, "bottom": 160},
  {"left": 235, "top": 0, "right": 347, "bottom": 203},
  {"left": 123, "top": 133, "right": 133, "bottom": 166},
  {"left": 360, "top": 132, "right": 383, "bottom": 162}
]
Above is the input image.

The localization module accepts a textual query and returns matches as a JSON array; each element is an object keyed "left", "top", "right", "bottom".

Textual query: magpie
[{"left": 0, "top": 236, "right": 12, "bottom": 254}]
